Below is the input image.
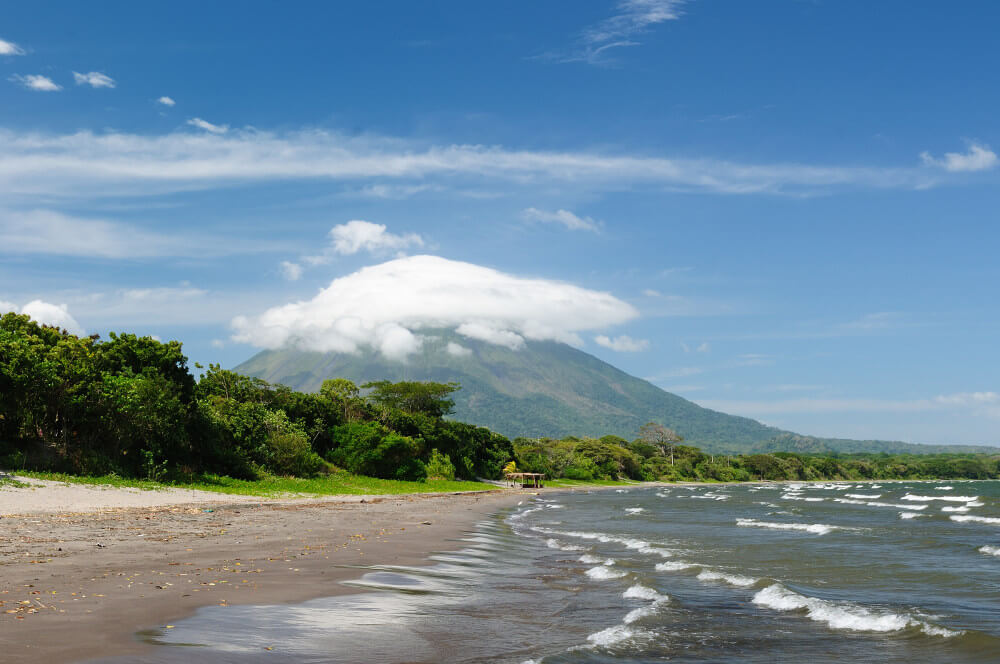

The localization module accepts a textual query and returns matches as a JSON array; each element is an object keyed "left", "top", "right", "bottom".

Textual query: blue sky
[{"left": 2, "top": 1, "right": 999, "bottom": 445}]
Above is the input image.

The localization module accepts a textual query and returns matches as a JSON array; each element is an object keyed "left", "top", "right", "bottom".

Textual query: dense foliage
[
  {"left": 0, "top": 314, "right": 513, "bottom": 482},
  {"left": 512, "top": 430, "right": 1000, "bottom": 483}
]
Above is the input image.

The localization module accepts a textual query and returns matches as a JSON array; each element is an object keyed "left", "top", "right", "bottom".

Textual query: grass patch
[
  {"left": 17, "top": 470, "right": 498, "bottom": 497},
  {"left": 0, "top": 474, "right": 31, "bottom": 488}
]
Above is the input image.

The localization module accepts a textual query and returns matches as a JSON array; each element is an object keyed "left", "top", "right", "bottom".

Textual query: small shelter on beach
[{"left": 504, "top": 472, "right": 545, "bottom": 488}]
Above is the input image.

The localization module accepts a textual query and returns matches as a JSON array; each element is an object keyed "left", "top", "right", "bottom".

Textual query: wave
[
  {"left": 752, "top": 584, "right": 962, "bottom": 637},
  {"left": 623, "top": 584, "right": 667, "bottom": 601},
  {"left": 935, "top": 486, "right": 954, "bottom": 490},
  {"left": 697, "top": 570, "right": 759, "bottom": 587},
  {"left": 835, "top": 498, "right": 926, "bottom": 510},
  {"left": 845, "top": 493, "right": 881, "bottom": 499},
  {"left": 951, "top": 515, "right": 1000, "bottom": 525},
  {"left": 544, "top": 528, "right": 673, "bottom": 558},
  {"left": 782, "top": 494, "right": 825, "bottom": 502},
  {"left": 966, "top": 501, "right": 985, "bottom": 507},
  {"left": 579, "top": 554, "right": 613, "bottom": 565},
  {"left": 585, "top": 624, "right": 648, "bottom": 648},
  {"left": 980, "top": 545, "right": 1000, "bottom": 557},
  {"left": 586, "top": 565, "right": 626, "bottom": 580},
  {"left": 899, "top": 512, "right": 923, "bottom": 519},
  {"left": 941, "top": 506, "right": 970, "bottom": 513},
  {"left": 903, "top": 494, "right": 979, "bottom": 503},
  {"left": 656, "top": 561, "right": 697, "bottom": 571},
  {"left": 625, "top": 507, "right": 645, "bottom": 514},
  {"left": 546, "top": 538, "right": 585, "bottom": 552},
  {"left": 736, "top": 518, "right": 842, "bottom": 535}
]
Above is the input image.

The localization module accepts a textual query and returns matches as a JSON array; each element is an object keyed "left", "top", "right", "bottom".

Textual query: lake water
[{"left": 101, "top": 480, "right": 1000, "bottom": 663}]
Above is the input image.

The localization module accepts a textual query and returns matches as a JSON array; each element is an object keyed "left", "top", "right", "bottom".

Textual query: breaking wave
[
  {"left": 951, "top": 515, "right": 1000, "bottom": 525},
  {"left": 736, "top": 518, "right": 842, "bottom": 535},
  {"left": 903, "top": 494, "right": 979, "bottom": 503},
  {"left": 752, "top": 584, "right": 962, "bottom": 637},
  {"left": 980, "top": 545, "right": 1000, "bottom": 557},
  {"left": 697, "top": 570, "right": 759, "bottom": 587}
]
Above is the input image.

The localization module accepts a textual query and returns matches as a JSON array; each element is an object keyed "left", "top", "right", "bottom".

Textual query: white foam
[
  {"left": 979, "top": 545, "right": 1000, "bottom": 557},
  {"left": 623, "top": 584, "right": 667, "bottom": 601},
  {"left": 902, "top": 494, "right": 978, "bottom": 503},
  {"left": 899, "top": 512, "right": 922, "bottom": 519},
  {"left": 579, "top": 554, "right": 613, "bottom": 564},
  {"left": 623, "top": 605, "right": 657, "bottom": 624},
  {"left": 697, "top": 570, "right": 758, "bottom": 587},
  {"left": 835, "top": 498, "right": 926, "bottom": 510},
  {"left": 615, "top": 489, "right": 628, "bottom": 493},
  {"left": 845, "top": 493, "right": 882, "bottom": 499},
  {"left": 941, "top": 506, "right": 969, "bottom": 513},
  {"left": 736, "top": 518, "right": 840, "bottom": 535},
  {"left": 935, "top": 486, "right": 954, "bottom": 490},
  {"left": 656, "top": 561, "right": 696, "bottom": 571},
  {"left": 586, "top": 624, "right": 642, "bottom": 647},
  {"left": 586, "top": 565, "right": 626, "bottom": 580},
  {"left": 966, "top": 501, "right": 985, "bottom": 507},
  {"left": 625, "top": 507, "right": 645, "bottom": 514},
  {"left": 752, "top": 584, "right": 961, "bottom": 637},
  {"left": 549, "top": 529, "right": 672, "bottom": 558},
  {"left": 951, "top": 515, "right": 1000, "bottom": 525}
]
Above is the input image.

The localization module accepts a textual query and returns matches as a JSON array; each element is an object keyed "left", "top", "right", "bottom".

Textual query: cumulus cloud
[
  {"left": 327, "top": 220, "right": 424, "bottom": 256},
  {"left": 280, "top": 261, "right": 303, "bottom": 281},
  {"left": 187, "top": 117, "right": 228, "bottom": 134},
  {"left": 0, "top": 127, "right": 934, "bottom": 200},
  {"left": 446, "top": 341, "right": 472, "bottom": 357},
  {"left": 522, "top": 207, "right": 600, "bottom": 232},
  {"left": 73, "top": 71, "right": 115, "bottom": 88},
  {"left": 17, "top": 300, "right": 85, "bottom": 335},
  {"left": 157, "top": 96, "right": 176, "bottom": 107},
  {"left": 0, "top": 38, "right": 26, "bottom": 55},
  {"left": 594, "top": 334, "right": 649, "bottom": 352},
  {"left": 921, "top": 143, "right": 998, "bottom": 172},
  {"left": 0, "top": 300, "right": 16, "bottom": 313},
  {"left": 10, "top": 74, "right": 61, "bottom": 91},
  {"left": 231, "top": 255, "right": 639, "bottom": 360}
]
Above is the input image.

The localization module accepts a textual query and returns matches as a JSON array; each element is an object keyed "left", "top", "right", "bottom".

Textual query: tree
[
  {"left": 320, "top": 378, "right": 363, "bottom": 421},
  {"left": 637, "top": 421, "right": 683, "bottom": 465},
  {"left": 361, "top": 380, "right": 460, "bottom": 418}
]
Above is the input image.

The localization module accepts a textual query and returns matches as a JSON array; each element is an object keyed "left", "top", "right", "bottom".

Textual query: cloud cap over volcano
[{"left": 232, "top": 255, "right": 638, "bottom": 360}]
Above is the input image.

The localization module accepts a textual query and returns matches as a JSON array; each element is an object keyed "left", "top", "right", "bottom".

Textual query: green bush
[
  {"left": 327, "top": 421, "right": 427, "bottom": 481},
  {"left": 425, "top": 448, "right": 456, "bottom": 480}
]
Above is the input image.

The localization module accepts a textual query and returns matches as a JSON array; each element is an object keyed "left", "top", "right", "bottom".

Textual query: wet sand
[{"left": 0, "top": 485, "right": 525, "bottom": 663}]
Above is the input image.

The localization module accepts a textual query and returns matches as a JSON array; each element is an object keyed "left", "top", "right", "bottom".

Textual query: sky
[{"left": 2, "top": 0, "right": 999, "bottom": 445}]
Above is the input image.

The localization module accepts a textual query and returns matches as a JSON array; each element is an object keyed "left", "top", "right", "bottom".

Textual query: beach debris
[{"left": 421, "top": 521, "right": 432, "bottom": 525}]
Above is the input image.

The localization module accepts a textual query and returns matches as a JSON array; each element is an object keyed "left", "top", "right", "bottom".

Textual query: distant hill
[{"left": 234, "top": 332, "right": 1000, "bottom": 455}]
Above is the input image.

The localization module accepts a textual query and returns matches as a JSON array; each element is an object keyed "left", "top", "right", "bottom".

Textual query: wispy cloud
[
  {"left": 0, "top": 208, "right": 276, "bottom": 258},
  {"left": 186, "top": 117, "right": 228, "bottom": 134},
  {"left": 0, "top": 38, "right": 26, "bottom": 55},
  {"left": 9, "top": 74, "right": 61, "bottom": 91},
  {"left": 543, "top": 0, "right": 686, "bottom": 65},
  {"left": 73, "top": 71, "right": 115, "bottom": 88},
  {"left": 301, "top": 221, "right": 425, "bottom": 268},
  {"left": 522, "top": 207, "right": 601, "bottom": 232},
  {"left": 921, "top": 142, "right": 997, "bottom": 172},
  {"left": 279, "top": 261, "right": 303, "bottom": 281},
  {"left": 157, "top": 96, "right": 176, "bottom": 107},
  {"left": 594, "top": 334, "right": 649, "bottom": 351}
]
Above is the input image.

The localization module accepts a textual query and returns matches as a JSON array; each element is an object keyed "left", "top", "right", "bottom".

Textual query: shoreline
[{"left": 1, "top": 486, "right": 526, "bottom": 663}]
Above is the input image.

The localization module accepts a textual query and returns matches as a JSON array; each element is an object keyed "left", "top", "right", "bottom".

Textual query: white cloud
[
  {"left": 157, "top": 96, "right": 176, "bottom": 107},
  {"left": 446, "top": 341, "right": 472, "bottom": 357},
  {"left": 280, "top": 261, "right": 303, "bottom": 281},
  {"left": 19, "top": 300, "right": 85, "bottom": 335},
  {"left": 642, "top": 288, "right": 661, "bottom": 297},
  {"left": 546, "top": 0, "right": 686, "bottom": 65},
  {"left": 696, "top": 342, "right": 710, "bottom": 353},
  {"left": 211, "top": 339, "right": 225, "bottom": 349},
  {"left": 0, "top": 208, "right": 260, "bottom": 258},
  {"left": 0, "top": 127, "right": 935, "bottom": 200},
  {"left": 594, "top": 334, "right": 649, "bottom": 352},
  {"left": 0, "top": 38, "right": 26, "bottom": 55},
  {"left": 0, "top": 300, "right": 16, "bottom": 313},
  {"left": 10, "top": 74, "right": 61, "bottom": 91},
  {"left": 73, "top": 71, "right": 115, "bottom": 89},
  {"left": 521, "top": 207, "right": 600, "bottom": 232},
  {"left": 921, "top": 143, "right": 997, "bottom": 172},
  {"left": 231, "top": 254, "right": 639, "bottom": 360},
  {"left": 327, "top": 220, "right": 424, "bottom": 256},
  {"left": 187, "top": 117, "right": 228, "bottom": 134}
]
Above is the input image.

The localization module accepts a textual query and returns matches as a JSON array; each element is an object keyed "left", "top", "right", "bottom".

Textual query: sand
[{"left": 0, "top": 476, "right": 526, "bottom": 663}]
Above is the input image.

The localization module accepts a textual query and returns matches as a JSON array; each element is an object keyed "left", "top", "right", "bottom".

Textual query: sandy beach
[{"left": 0, "top": 477, "right": 525, "bottom": 663}]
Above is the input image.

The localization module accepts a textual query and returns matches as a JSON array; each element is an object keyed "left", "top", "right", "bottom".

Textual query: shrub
[
  {"left": 327, "top": 421, "right": 427, "bottom": 480},
  {"left": 425, "top": 448, "right": 456, "bottom": 480}
]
